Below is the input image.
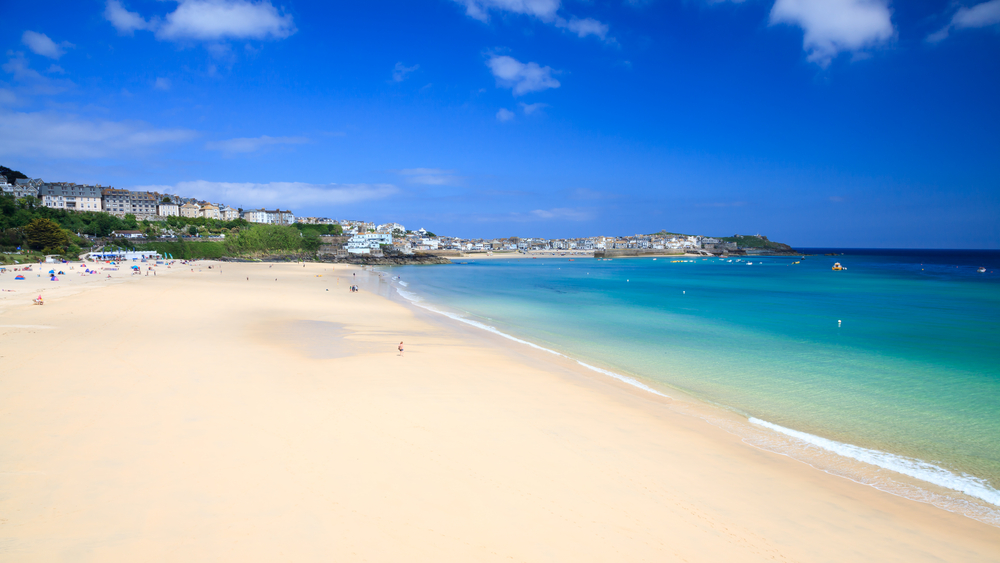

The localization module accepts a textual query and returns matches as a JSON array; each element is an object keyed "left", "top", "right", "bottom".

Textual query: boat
[
  {"left": 832, "top": 262, "right": 844, "bottom": 271},
  {"left": 979, "top": 267, "right": 987, "bottom": 273}
]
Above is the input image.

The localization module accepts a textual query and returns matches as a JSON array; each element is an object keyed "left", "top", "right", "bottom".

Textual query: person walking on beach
[{"left": 398, "top": 341, "right": 404, "bottom": 356}]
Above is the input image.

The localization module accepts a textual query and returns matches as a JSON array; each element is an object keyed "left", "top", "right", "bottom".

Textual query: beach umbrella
[
  {"left": 131, "top": 265, "right": 140, "bottom": 270},
  {"left": 15, "top": 275, "right": 24, "bottom": 280},
  {"left": 48, "top": 269, "right": 55, "bottom": 274}
]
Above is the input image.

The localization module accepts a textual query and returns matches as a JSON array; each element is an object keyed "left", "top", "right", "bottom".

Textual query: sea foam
[
  {"left": 395, "top": 285, "right": 669, "bottom": 398},
  {"left": 750, "top": 417, "right": 1000, "bottom": 507},
  {"left": 396, "top": 282, "right": 1000, "bottom": 515}
]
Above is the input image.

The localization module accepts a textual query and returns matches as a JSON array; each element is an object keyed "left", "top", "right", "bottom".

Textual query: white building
[
  {"left": 3, "top": 178, "right": 41, "bottom": 199},
  {"left": 242, "top": 209, "right": 268, "bottom": 223},
  {"left": 158, "top": 202, "right": 179, "bottom": 217},
  {"left": 265, "top": 209, "right": 295, "bottom": 225},
  {"left": 346, "top": 233, "right": 392, "bottom": 254},
  {"left": 39, "top": 183, "right": 103, "bottom": 211},
  {"left": 220, "top": 206, "right": 240, "bottom": 221}
]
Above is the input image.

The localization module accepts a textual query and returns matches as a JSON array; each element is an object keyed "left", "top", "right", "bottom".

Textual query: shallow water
[{"left": 384, "top": 249, "right": 1000, "bottom": 521}]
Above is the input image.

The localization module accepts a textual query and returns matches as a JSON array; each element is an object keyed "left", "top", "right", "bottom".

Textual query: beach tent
[
  {"left": 48, "top": 270, "right": 55, "bottom": 274},
  {"left": 15, "top": 275, "right": 25, "bottom": 280}
]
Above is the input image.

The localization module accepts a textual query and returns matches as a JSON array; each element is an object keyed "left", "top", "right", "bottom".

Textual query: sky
[{"left": 1, "top": 0, "right": 998, "bottom": 247}]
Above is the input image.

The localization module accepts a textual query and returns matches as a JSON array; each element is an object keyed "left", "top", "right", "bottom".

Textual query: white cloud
[
  {"left": 0, "top": 110, "right": 196, "bottom": 159},
  {"left": 475, "top": 206, "right": 594, "bottom": 222},
  {"left": 136, "top": 180, "right": 397, "bottom": 208},
  {"left": 392, "top": 62, "right": 419, "bottom": 82},
  {"left": 0, "top": 89, "right": 16, "bottom": 105},
  {"left": 2, "top": 52, "right": 74, "bottom": 95},
  {"left": 928, "top": 0, "right": 1000, "bottom": 42},
  {"left": 487, "top": 55, "right": 560, "bottom": 95},
  {"left": 158, "top": 0, "right": 296, "bottom": 41},
  {"left": 205, "top": 135, "right": 309, "bottom": 154},
  {"left": 104, "top": 0, "right": 296, "bottom": 42},
  {"left": 104, "top": 1, "right": 156, "bottom": 35},
  {"left": 453, "top": 0, "right": 610, "bottom": 40},
  {"left": 396, "top": 168, "right": 462, "bottom": 185},
  {"left": 455, "top": 0, "right": 560, "bottom": 22},
  {"left": 496, "top": 108, "right": 516, "bottom": 121},
  {"left": 154, "top": 77, "right": 172, "bottom": 90},
  {"left": 21, "top": 31, "right": 73, "bottom": 60},
  {"left": 527, "top": 207, "right": 593, "bottom": 221},
  {"left": 769, "top": 0, "right": 894, "bottom": 66},
  {"left": 3, "top": 52, "right": 43, "bottom": 82},
  {"left": 519, "top": 102, "right": 547, "bottom": 114},
  {"left": 556, "top": 17, "right": 609, "bottom": 39}
]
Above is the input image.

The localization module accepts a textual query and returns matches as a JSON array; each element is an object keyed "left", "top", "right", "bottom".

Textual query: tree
[
  {"left": 23, "top": 218, "right": 70, "bottom": 251},
  {"left": 301, "top": 230, "right": 321, "bottom": 252},
  {"left": 0, "top": 165, "right": 27, "bottom": 184},
  {"left": 188, "top": 225, "right": 199, "bottom": 236}
]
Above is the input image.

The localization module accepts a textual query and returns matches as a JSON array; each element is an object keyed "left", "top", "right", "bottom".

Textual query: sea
[{"left": 375, "top": 249, "right": 1000, "bottom": 526}]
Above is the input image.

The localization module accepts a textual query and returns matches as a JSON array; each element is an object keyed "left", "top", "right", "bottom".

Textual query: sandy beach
[{"left": 1, "top": 260, "right": 998, "bottom": 561}]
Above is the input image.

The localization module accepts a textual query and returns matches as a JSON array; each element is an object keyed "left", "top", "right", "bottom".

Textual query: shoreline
[
  {"left": 2, "top": 260, "right": 998, "bottom": 560},
  {"left": 371, "top": 264, "right": 1000, "bottom": 527}
]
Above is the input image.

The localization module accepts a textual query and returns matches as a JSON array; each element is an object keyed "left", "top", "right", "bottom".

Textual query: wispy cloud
[
  {"left": 392, "top": 62, "right": 419, "bottom": 82},
  {"left": 21, "top": 31, "right": 74, "bottom": 60},
  {"left": 928, "top": 0, "right": 1000, "bottom": 43},
  {"left": 104, "top": 0, "right": 296, "bottom": 42},
  {"left": 105, "top": 0, "right": 157, "bottom": 35},
  {"left": 519, "top": 102, "right": 547, "bottom": 115},
  {"left": 2, "top": 52, "right": 75, "bottom": 95},
  {"left": 396, "top": 168, "right": 462, "bottom": 185},
  {"left": 154, "top": 77, "right": 172, "bottom": 90},
  {"left": 769, "top": 0, "right": 894, "bottom": 66},
  {"left": 555, "top": 17, "right": 609, "bottom": 39},
  {"left": 694, "top": 201, "right": 748, "bottom": 208},
  {"left": 496, "top": 108, "right": 515, "bottom": 121},
  {"left": 473, "top": 206, "right": 595, "bottom": 222},
  {"left": 487, "top": 55, "right": 560, "bottom": 95},
  {"left": 0, "top": 110, "right": 196, "bottom": 159},
  {"left": 134, "top": 180, "right": 397, "bottom": 208},
  {"left": 205, "top": 134, "right": 309, "bottom": 154},
  {"left": 453, "top": 0, "right": 610, "bottom": 40}
]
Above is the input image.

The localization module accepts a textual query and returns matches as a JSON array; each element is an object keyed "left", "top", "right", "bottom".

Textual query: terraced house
[{"left": 39, "top": 183, "right": 103, "bottom": 211}]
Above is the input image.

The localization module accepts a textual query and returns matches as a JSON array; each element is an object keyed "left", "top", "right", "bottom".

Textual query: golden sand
[{"left": 1, "top": 261, "right": 997, "bottom": 561}]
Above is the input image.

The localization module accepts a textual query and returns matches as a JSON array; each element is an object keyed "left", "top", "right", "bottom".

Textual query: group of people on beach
[{"left": 349, "top": 284, "right": 360, "bottom": 292}]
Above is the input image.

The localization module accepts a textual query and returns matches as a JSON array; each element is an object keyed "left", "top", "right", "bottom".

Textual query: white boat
[{"left": 979, "top": 267, "right": 987, "bottom": 273}]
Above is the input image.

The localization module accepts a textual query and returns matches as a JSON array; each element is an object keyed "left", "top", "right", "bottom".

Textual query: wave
[
  {"left": 398, "top": 280, "right": 409, "bottom": 286},
  {"left": 750, "top": 417, "right": 1000, "bottom": 507},
  {"left": 394, "top": 280, "right": 1000, "bottom": 522},
  {"left": 394, "top": 285, "right": 669, "bottom": 398}
]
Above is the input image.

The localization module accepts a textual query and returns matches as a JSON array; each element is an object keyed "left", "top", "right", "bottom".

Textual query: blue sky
[{"left": 1, "top": 0, "right": 998, "bottom": 247}]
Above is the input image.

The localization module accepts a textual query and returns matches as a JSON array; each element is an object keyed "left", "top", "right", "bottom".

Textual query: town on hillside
[{"left": 1, "top": 173, "right": 793, "bottom": 258}]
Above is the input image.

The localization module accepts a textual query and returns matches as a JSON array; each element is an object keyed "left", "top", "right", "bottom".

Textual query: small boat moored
[{"left": 832, "top": 262, "right": 844, "bottom": 271}]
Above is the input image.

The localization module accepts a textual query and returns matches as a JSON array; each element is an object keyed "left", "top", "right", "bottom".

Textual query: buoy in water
[{"left": 838, "top": 320, "right": 842, "bottom": 327}]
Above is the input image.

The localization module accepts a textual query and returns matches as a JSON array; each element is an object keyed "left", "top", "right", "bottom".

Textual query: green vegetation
[
  {"left": 136, "top": 240, "right": 228, "bottom": 260},
  {"left": 0, "top": 194, "right": 135, "bottom": 239},
  {"left": 720, "top": 235, "right": 792, "bottom": 251},
  {"left": 292, "top": 222, "right": 343, "bottom": 236},
  {"left": 1, "top": 165, "right": 28, "bottom": 184},
  {"left": 23, "top": 218, "right": 70, "bottom": 252}
]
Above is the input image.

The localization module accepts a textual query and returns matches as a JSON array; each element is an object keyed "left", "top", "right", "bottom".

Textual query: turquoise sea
[{"left": 381, "top": 250, "right": 1000, "bottom": 524}]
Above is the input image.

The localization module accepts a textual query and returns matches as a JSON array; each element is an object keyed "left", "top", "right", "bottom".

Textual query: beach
[{"left": 1, "top": 260, "right": 998, "bottom": 561}]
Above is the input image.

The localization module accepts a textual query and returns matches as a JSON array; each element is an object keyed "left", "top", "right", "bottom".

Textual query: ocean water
[{"left": 380, "top": 250, "right": 1000, "bottom": 524}]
